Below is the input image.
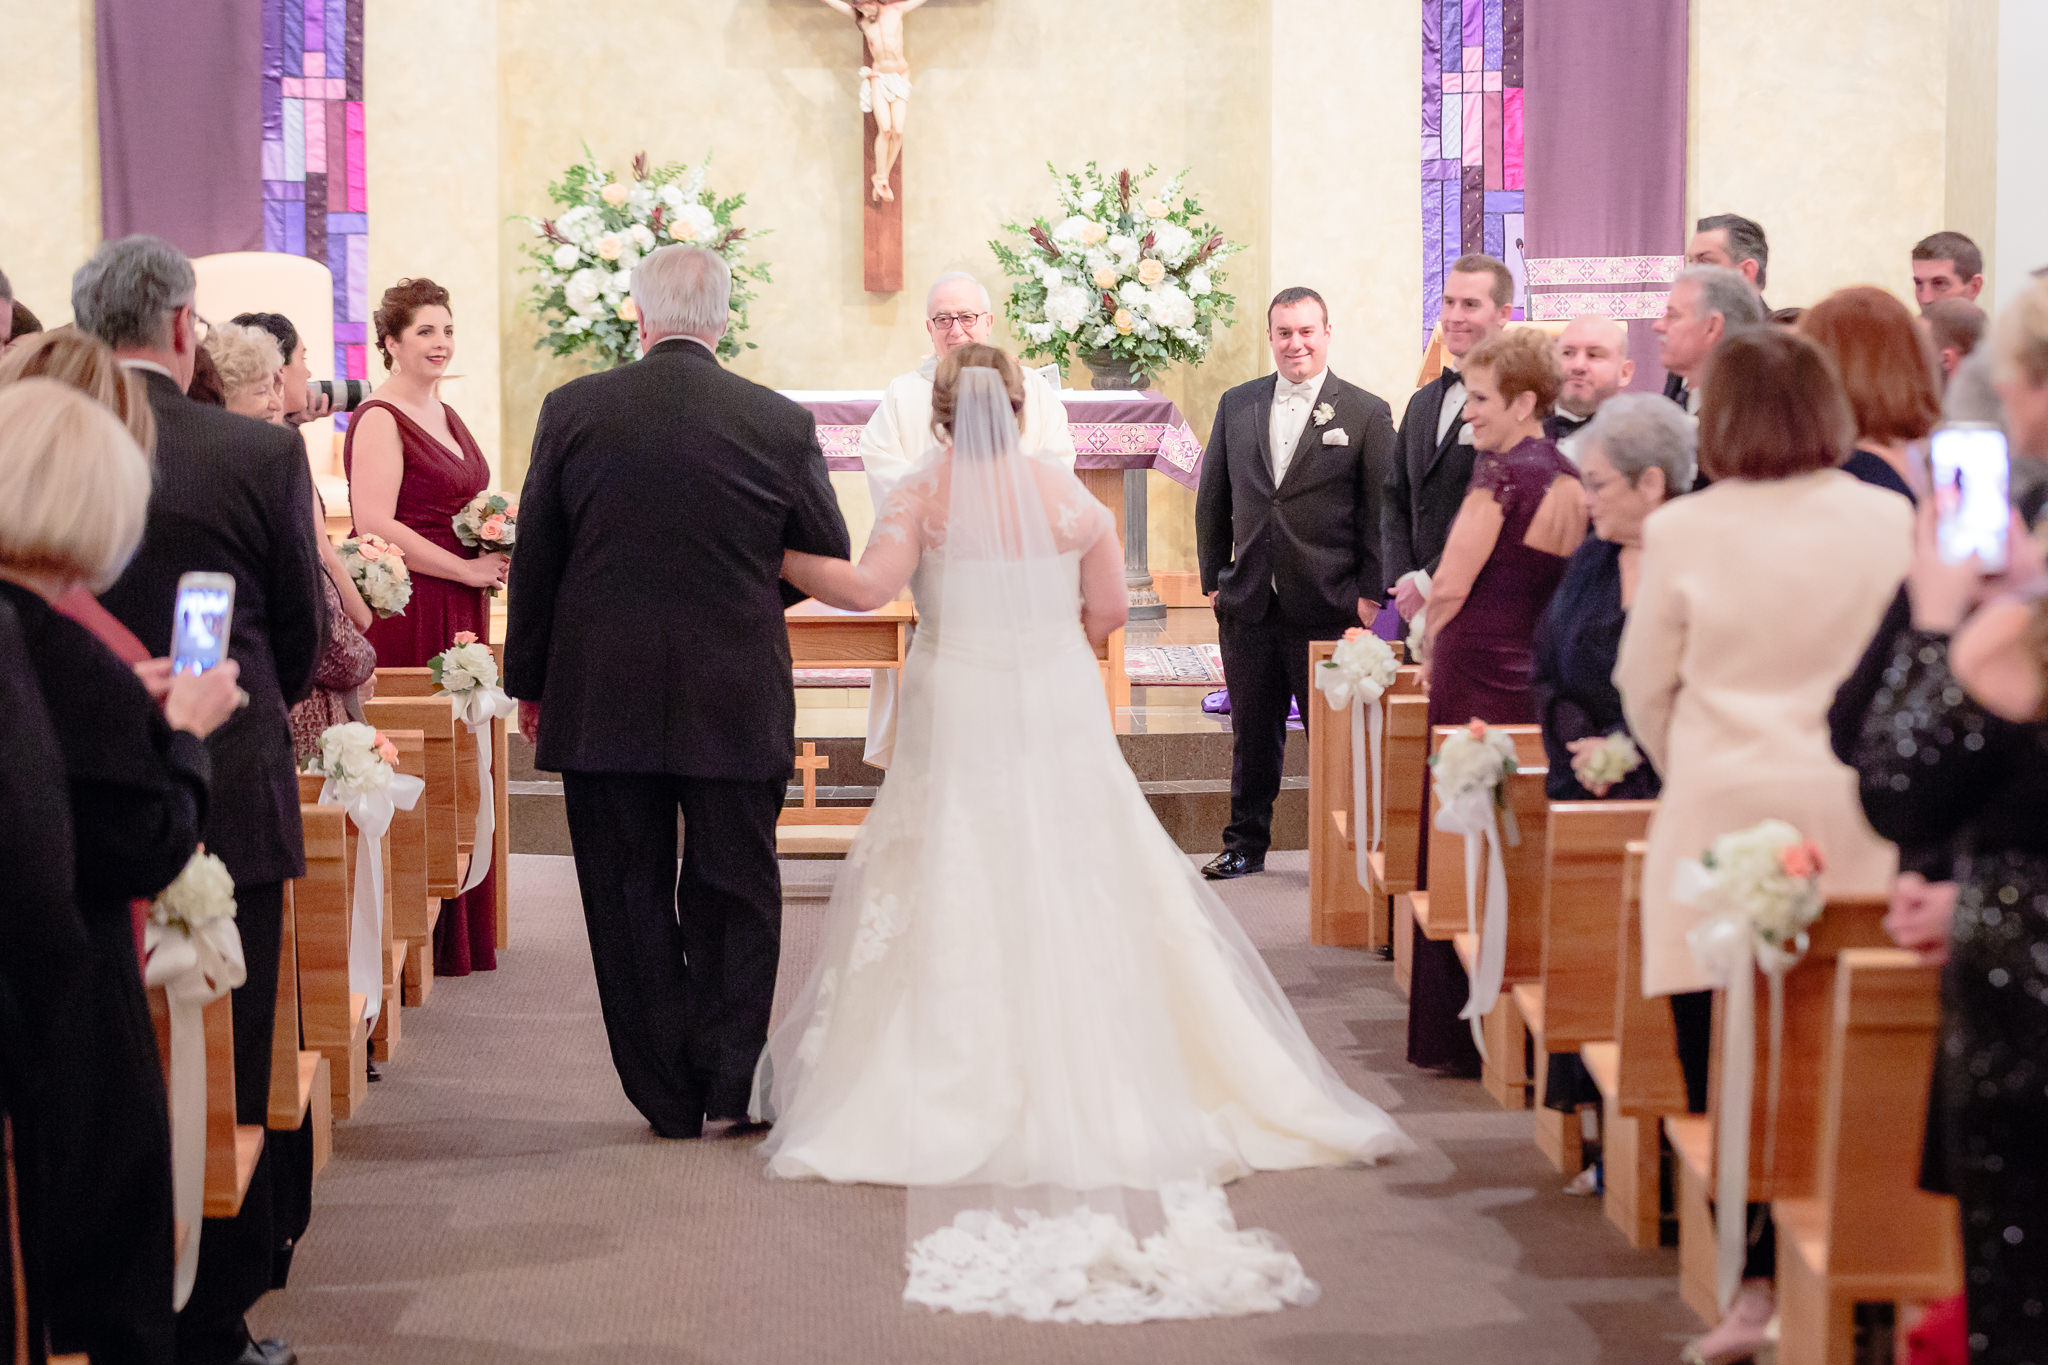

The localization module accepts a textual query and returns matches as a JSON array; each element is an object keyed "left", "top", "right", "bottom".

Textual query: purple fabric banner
[
  {"left": 1522, "top": 0, "right": 1688, "bottom": 392},
  {"left": 97, "top": 0, "right": 265, "bottom": 255}
]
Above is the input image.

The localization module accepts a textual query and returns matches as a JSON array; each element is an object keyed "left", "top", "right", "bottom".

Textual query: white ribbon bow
[
  {"left": 1677, "top": 862, "right": 1809, "bottom": 1314},
  {"left": 321, "top": 770, "right": 426, "bottom": 1031},
  {"left": 446, "top": 685, "right": 517, "bottom": 894},
  {"left": 1434, "top": 784, "right": 1516, "bottom": 1059},
  {"left": 1314, "top": 670, "right": 1387, "bottom": 886},
  {"left": 142, "top": 917, "right": 246, "bottom": 1309}
]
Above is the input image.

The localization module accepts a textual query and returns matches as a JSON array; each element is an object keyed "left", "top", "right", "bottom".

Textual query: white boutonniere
[{"left": 1312, "top": 402, "right": 1336, "bottom": 427}]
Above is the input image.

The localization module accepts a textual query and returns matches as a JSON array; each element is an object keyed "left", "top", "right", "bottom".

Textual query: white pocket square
[{"left": 1321, "top": 427, "right": 1348, "bottom": 445}]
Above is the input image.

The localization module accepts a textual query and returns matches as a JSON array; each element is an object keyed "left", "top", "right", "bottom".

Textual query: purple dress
[{"left": 1409, "top": 437, "right": 1579, "bottom": 1073}]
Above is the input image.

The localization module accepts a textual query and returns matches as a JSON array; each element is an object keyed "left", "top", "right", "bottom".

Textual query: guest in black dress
[{"left": 0, "top": 380, "right": 244, "bottom": 1363}]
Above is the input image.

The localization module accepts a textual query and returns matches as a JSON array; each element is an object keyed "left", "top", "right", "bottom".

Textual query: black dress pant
[
  {"left": 1668, "top": 988, "right": 1775, "bottom": 1281},
  {"left": 1217, "top": 599, "right": 1328, "bottom": 860},
  {"left": 177, "top": 880, "right": 283, "bottom": 1361},
  {"left": 561, "top": 771, "right": 785, "bottom": 1130}
]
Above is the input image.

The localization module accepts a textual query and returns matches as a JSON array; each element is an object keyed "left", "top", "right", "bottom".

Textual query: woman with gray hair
[{"left": 1531, "top": 392, "right": 1696, "bottom": 803}]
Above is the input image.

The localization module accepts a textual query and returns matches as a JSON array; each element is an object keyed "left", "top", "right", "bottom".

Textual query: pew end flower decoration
[
  {"left": 305, "top": 721, "right": 402, "bottom": 792},
  {"left": 336, "top": 534, "right": 411, "bottom": 619},
  {"left": 1316, "top": 628, "right": 1398, "bottom": 709},
  {"left": 1680, "top": 819, "right": 1827, "bottom": 963},
  {"left": 1430, "top": 719, "right": 1519, "bottom": 810},
  {"left": 991, "top": 162, "right": 1243, "bottom": 384},
  {"left": 521, "top": 145, "right": 768, "bottom": 369},
  {"left": 150, "top": 849, "right": 239, "bottom": 937},
  {"left": 429, "top": 632, "right": 501, "bottom": 695}
]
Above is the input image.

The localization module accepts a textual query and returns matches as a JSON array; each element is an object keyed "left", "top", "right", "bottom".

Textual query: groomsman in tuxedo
[
  {"left": 1196, "top": 287, "right": 1395, "bottom": 879},
  {"left": 1653, "top": 265, "right": 1766, "bottom": 416},
  {"left": 1383, "top": 254, "right": 1513, "bottom": 623},
  {"left": 507, "top": 246, "right": 848, "bottom": 1136},
  {"left": 79, "top": 236, "right": 325, "bottom": 1365},
  {"left": 1546, "top": 314, "right": 1635, "bottom": 462}
]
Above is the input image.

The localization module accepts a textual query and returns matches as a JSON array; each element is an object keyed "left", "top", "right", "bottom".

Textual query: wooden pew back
[
  {"left": 1380, "top": 691, "right": 1431, "bottom": 898},
  {"left": 362, "top": 690, "right": 461, "bottom": 897},
  {"left": 1613, "top": 840, "right": 1690, "bottom": 1117},
  {"left": 1539, "top": 800, "right": 1657, "bottom": 1051}
]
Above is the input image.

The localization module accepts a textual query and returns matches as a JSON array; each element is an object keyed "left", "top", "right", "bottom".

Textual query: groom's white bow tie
[{"left": 1275, "top": 376, "right": 1319, "bottom": 403}]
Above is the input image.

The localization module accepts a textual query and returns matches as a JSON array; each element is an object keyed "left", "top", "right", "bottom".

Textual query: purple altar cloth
[{"left": 783, "top": 389, "right": 1205, "bottom": 489}]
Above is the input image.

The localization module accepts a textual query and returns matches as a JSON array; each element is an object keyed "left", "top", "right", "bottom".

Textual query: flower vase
[{"left": 1083, "top": 351, "right": 1149, "bottom": 392}]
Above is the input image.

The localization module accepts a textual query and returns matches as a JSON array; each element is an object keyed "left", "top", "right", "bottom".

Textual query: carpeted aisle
[{"left": 252, "top": 853, "right": 1696, "bottom": 1362}]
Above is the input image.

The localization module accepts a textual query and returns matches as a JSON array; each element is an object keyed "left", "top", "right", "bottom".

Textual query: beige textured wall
[
  {"left": 1944, "top": 0, "right": 1998, "bottom": 290},
  {"left": 1691, "top": 0, "right": 1948, "bottom": 307},
  {"left": 0, "top": 0, "right": 98, "bottom": 326},
  {"left": 365, "top": 0, "right": 504, "bottom": 477}
]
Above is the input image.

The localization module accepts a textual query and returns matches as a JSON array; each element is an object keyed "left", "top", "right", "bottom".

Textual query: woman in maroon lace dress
[
  {"left": 345, "top": 278, "right": 507, "bottom": 976},
  {"left": 1408, "top": 327, "right": 1586, "bottom": 1073}
]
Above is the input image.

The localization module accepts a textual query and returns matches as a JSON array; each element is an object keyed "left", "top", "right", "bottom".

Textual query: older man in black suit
[
  {"left": 81, "top": 235, "right": 325, "bottom": 1365},
  {"left": 1195, "top": 287, "right": 1395, "bottom": 879},
  {"left": 507, "top": 245, "right": 849, "bottom": 1137}
]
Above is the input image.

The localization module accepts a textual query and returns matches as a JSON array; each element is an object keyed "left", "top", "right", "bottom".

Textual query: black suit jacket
[
  {"left": 1195, "top": 369, "right": 1394, "bottom": 630},
  {"left": 1382, "top": 368, "right": 1477, "bottom": 593},
  {"left": 506, "top": 339, "right": 851, "bottom": 780},
  {"left": 1661, "top": 370, "right": 1690, "bottom": 409},
  {"left": 101, "top": 369, "right": 324, "bottom": 886}
]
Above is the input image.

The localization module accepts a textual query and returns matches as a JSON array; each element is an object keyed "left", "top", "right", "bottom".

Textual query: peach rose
[
  {"left": 374, "top": 733, "right": 399, "bottom": 768},
  {"left": 617, "top": 299, "right": 640, "bottom": 322},
  {"left": 505, "top": 501, "right": 519, "bottom": 517},
  {"left": 356, "top": 540, "right": 383, "bottom": 563},
  {"left": 1113, "top": 309, "right": 1135, "bottom": 335},
  {"left": 1143, "top": 198, "right": 1169, "bottom": 219},
  {"left": 600, "top": 181, "right": 629, "bottom": 207},
  {"left": 1092, "top": 266, "right": 1118, "bottom": 289},
  {"left": 669, "top": 219, "right": 696, "bottom": 242},
  {"left": 1780, "top": 841, "right": 1825, "bottom": 879},
  {"left": 1137, "top": 258, "right": 1167, "bottom": 287},
  {"left": 1078, "top": 222, "right": 1108, "bottom": 247},
  {"left": 453, "top": 631, "right": 479, "bottom": 646},
  {"left": 596, "top": 235, "right": 623, "bottom": 261},
  {"left": 480, "top": 515, "right": 508, "bottom": 540},
  {"left": 1342, "top": 627, "right": 1366, "bottom": 641}
]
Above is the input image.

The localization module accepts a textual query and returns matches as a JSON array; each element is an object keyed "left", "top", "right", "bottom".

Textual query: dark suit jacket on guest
[
  {"left": 506, "top": 338, "right": 851, "bottom": 780},
  {"left": 1195, "top": 370, "right": 1394, "bottom": 631},
  {"left": 101, "top": 368, "right": 325, "bottom": 887},
  {"left": 1381, "top": 368, "right": 1477, "bottom": 595}
]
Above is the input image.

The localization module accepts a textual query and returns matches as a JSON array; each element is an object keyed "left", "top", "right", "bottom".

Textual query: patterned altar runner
[{"left": 784, "top": 389, "right": 1205, "bottom": 490}]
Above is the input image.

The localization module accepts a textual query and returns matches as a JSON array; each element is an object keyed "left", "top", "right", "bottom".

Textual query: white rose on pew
[
  {"left": 150, "top": 849, "right": 237, "bottom": 935},
  {"left": 1689, "top": 819, "right": 1826, "bottom": 954},
  {"left": 312, "top": 722, "right": 400, "bottom": 794},
  {"left": 431, "top": 636, "right": 501, "bottom": 696},
  {"left": 1430, "top": 720, "right": 1519, "bottom": 806},
  {"left": 1316, "top": 628, "right": 1398, "bottom": 709}
]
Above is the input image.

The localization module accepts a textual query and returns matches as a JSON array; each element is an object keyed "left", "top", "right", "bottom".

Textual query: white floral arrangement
[
  {"left": 1572, "top": 732, "right": 1643, "bottom": 792},
  {"left": 1315, "top": 627, "right": 1398, "bottom": 709},
  {"left": 1430, "top": 719, "right": 1519, "bottom": 807},
  {"left": 990, "top": 163, "right": 1243, "bottom": 383},
  {"left": 336, "top": 534, "right": 411, "bottom": 619},
  {"left": 1683, "top": 819, "right": 1826, "bottom": 955},
  {"left": 522, "top": 146, "right": 768, "bottom": 369},
  {"left": 452, "top": 491, "right": 516, "bottom": 555},
  {"left": 429, "top": 632, "right": 499, "bottom": 695},
  {"left": 150, "top": 849, "right": 238, "bottom": 935},
  {"left": 304, "top": 721, "right": 401, "bottom": 795}
]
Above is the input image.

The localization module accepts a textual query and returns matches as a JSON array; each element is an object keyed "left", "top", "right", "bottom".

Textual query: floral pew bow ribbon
[
  {"left": 307, "top": 724, "right": 425, "bottom": 1032},
  {"left": 142, "top": 850, "right": 244, "bottom": 1309},
  {"left": 431, "top": 633, "right": 518, "bottom": 894},
  {"left": 1428, "top": 720, "right": 1520, "bottom": 1058},
  {"left": 1314, "top": 629, "right": 1399, "bottom": 889},
  {"left": 1674, "top": 820, "right": 1826, "bottom": 1315}
]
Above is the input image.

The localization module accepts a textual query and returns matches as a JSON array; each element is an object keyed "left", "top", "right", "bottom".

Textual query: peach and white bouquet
[
  {"left": 305, "top": 721, "right": 401, "bottom": 794},
  {"left": 1430, "top": 719, "right": 1519, "bottom": 808},
  {"left": 429, "top": 631, "right": 499, "bottom": 696},
  {"left": 1315, "top": 627, "right": 1398, "bottom": 710},
  {"left": 1571, "top": 732, "right": 1643, "bottom": 793},
  {"left": 452, "top": 491, "right": 518, "bottom": 556},
  {"left": 1682, "top": 819, "right": 1827, "bottom": 957},
  {"left": 336, "top": 534, "right": 411, "bottom": 618}
]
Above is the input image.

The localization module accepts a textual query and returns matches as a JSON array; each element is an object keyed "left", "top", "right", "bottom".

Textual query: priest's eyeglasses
[{"left": 928, "top": 311, "right": 987, "bottom": 332}]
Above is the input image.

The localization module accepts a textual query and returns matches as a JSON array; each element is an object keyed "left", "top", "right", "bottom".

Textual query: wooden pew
[
  {"left": 362, "top": 728, "right": 428, "bottom": 1044},
  {"left": 147, "top": 980, "right": 262, "bottom": 1219},
  {"left": 1385, "top": 691, "right": 1432, "bottom": 996},
  {"left": 293, "top": 778, "right": 369, "bottom": 1120},
  {"left": 1775, "top": 948, "right": 1961, "bottom": 1365},
  {"left": 1513, "top": 800, "right": 1658, "bottom": 1170},
  {"left": 1305, "top": 645, "right": 1421, "bottom": 950},
  {"left": 363, "top": 687, "right": 463, "bottom": 1004},
  {"left": 269, "top": 882, "right": 332, "bottom": 1178}
]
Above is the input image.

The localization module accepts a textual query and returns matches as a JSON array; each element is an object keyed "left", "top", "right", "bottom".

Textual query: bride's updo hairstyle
[{"left": 929, "top": 343, "right": 1024, "bottom": 447}]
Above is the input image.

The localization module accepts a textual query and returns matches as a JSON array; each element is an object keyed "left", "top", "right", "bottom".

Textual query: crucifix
[{"left": 817, "top": 0, "right": 931, "bottom": 292}]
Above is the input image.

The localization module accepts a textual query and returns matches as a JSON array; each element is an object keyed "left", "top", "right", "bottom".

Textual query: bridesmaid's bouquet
[
  {"left": 453, "top": 491, "right": 518, "bottom": 555},
  {"left": 1571, "top": 732, "right": 1643, "bottom": 793},
  {"left": 336, "top": 534, "right": 412, "bottom": 618}
]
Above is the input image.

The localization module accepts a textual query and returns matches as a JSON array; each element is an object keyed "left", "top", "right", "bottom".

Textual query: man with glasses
[{"left": 856, "top": 271, "right": 1074, "bottom": 765}]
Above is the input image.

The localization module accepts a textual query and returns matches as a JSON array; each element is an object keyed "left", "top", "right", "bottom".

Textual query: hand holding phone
[
  {"left": 171, "top": 572, "right": 236, "bottom": 677},
  {"left": 1929, "top": 422, "right": 2010, "bottom": 572}
]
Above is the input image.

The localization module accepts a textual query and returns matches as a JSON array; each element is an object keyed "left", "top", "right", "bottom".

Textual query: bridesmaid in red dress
[{"left": 345, "top": 277, "right": 509, "bottom": 976}]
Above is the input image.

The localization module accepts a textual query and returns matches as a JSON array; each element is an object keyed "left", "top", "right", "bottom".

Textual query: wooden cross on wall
[{"left": 818, "top": 0, "right": 931, "bottom": 292}]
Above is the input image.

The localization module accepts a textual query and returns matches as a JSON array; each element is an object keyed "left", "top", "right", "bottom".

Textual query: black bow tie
[
  {"left": 1554, "top": 411, "right": 1592, "bottom": 434},
  {"left": 1441, "top": 366, "right": 1460, "bottom": 385}
]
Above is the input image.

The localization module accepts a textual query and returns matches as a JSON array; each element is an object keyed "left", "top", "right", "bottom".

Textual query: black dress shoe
[
  {"left": 1201, "top": 850, "right": 1264, "bottom": 880},
  {"left": 235, "top": 1337, "right": 297, "bottom": 1365}
]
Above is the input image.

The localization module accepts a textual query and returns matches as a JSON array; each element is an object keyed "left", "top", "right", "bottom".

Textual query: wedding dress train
[{"left": 751, "top": 368, "right": 1410, "bottom": 1323}]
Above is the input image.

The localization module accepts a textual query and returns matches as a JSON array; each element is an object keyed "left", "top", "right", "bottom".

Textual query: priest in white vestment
[{"left": 858, "top": 271, "right": 1076, "bottom": 765}]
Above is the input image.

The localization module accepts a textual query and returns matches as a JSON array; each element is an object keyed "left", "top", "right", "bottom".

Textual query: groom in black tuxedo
[
  {"left": 506, "top": 246, "right": 849, "bottom": 1137},
  {"left": 1196, "top": 288, "right": 1395, "bottom": 879}
]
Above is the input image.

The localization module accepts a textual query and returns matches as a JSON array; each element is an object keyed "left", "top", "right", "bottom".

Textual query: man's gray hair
[
  {"left": 1583, "top": 392, "right": 1697, "bottom": 493},
  {"left": 0, "top": 266, "right": 12, "bottom": 306},
  {"left": 926, "top": 271, "right": 991, "bottom": 316},
  {"left": 1696, "top": 213, "right": 1768, "bottom": 290},
  {"left": 1676, "top": 265, "right": 1766, "bottom": 335},
  {"left": 631, "top": 245, "right": 730, "bottom": 340},
  {"left": 72, "top": 236, "right": 196, "bottom": 351}
]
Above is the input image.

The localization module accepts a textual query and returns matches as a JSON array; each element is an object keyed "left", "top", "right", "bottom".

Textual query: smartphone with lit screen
[
  {"left": 171, "top": 572, "right": 236, "bottom": 677},
  {"left": 1928, "top": 422, "right": 2010, "bottom": 573}
]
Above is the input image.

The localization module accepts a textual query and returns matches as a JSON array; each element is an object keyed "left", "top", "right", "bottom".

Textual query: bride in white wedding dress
[{"left": 753, "top": 345, "right": 1411, "bottom": 1323}]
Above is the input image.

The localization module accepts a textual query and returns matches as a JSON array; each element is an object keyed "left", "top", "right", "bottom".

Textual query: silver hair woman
[{"left": 201, "top": 321, "right": 286, "bottom": 422}]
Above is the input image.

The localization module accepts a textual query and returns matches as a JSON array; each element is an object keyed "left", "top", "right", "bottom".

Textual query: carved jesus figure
[{"left": 819, "top": 0, "right": 930, "bottom": 203}]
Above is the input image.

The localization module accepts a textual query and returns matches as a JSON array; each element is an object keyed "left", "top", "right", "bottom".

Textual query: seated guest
[
  {"left": 1800, "top": 286, "right": 1943, "bottom": 501},
  {"left": 202, "top": 320, "right": 286, "bottom": 423},
  {"left": 1911, "top": 230, "right": 1986, "bottom": 309},
  {"left": 1652, "top": 265, "right": 1765, "bottom": 415},
  {"left": 1531, "top": 393, "right": 1694, "bottom": 802},
  {"left": 1922, "top": 296, "right": 1987, "bottom": 388},
  {"left": 1615, "top": 328, "right": 1909, "bottom": 1364},
  {"left": 1407, "top": 326, "right": 1584, "bottom": 1076},
  {"left": 0, "top": 379, "right": 244, "bottom": 1364},
  {"left": 1545, "top": 314, "right": 1634, "bottom": 462}
]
